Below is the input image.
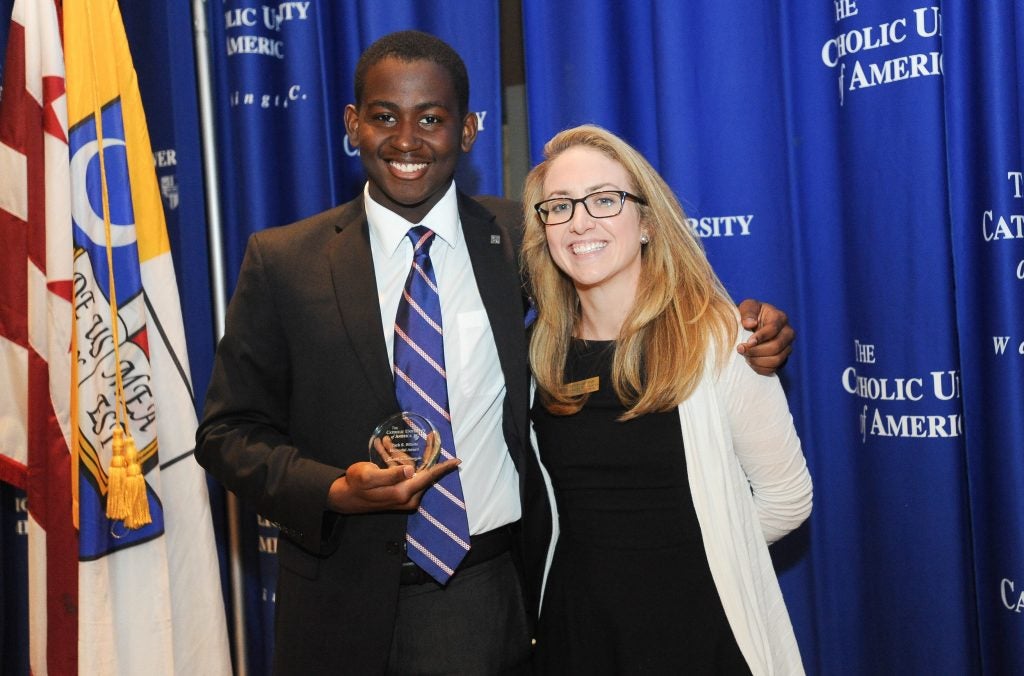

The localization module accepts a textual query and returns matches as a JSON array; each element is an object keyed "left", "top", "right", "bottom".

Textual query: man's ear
[
  {"left": 460, "top": 111, "right": 479, "bottom": 152},
  {"left": 344, "top": 104, "right": 360, "bottom": 144}
]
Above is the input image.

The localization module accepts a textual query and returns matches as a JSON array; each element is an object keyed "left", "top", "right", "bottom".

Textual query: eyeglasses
[{"left": 534, "top": 190, "right": 647, "bottom": 226}]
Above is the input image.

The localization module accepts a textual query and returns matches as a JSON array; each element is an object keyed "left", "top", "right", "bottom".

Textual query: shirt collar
[{"left": 364, "top": 182, "right": 461, "bottom": 258}]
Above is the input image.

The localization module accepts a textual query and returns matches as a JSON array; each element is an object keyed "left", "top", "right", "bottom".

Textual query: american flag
[{"left": 0, "top": 0, "right": 76, "bottom": 671}]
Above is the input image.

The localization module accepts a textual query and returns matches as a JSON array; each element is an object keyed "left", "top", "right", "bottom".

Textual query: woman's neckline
[{"left": 572, "top": 336, "right": 615, "bottom": 343}]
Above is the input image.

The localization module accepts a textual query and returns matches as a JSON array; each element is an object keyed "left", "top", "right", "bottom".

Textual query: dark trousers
[{"left": 386, "top": 552, "right": 532, "bottom": 675}]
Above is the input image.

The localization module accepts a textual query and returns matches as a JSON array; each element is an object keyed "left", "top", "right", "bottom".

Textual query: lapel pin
[{"left": 490, "top": 235, "right": 501, "bottom": 244}]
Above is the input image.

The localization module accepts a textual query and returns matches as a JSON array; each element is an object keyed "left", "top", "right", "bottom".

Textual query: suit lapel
[
  {"left": 327, "top": 204, "right": 397, "bottom": 410},
  {"left": 459, "top": 194, "right": 529, "bottom": 440}
]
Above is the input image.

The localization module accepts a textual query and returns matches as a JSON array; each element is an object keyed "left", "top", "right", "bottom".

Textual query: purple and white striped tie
[{"left": 394, "top": 226, "right": 470, "bottom": 584}]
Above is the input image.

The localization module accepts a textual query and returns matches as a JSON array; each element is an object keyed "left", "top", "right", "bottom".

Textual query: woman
[{"left": 521, "top": 125, "right": 812, "bottom": 675}]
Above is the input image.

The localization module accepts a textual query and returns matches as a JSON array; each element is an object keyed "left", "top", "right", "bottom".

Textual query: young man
[{"left": 196, "top": 31, "right": 794, "bottom": 675}]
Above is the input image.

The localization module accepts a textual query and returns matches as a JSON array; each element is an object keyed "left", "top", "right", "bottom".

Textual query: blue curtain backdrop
[
  {"left": 944, "top": 2, "right": 1024, "bottom": 670},
  {"left": 0, "top": 483, "right": 27, "bottom": 675},
  {"left": 198, "top": 2, "right": 504, "bottom": 672},
  {"left": 524, "top": 1, "right": 1020, "bottom": 674}
]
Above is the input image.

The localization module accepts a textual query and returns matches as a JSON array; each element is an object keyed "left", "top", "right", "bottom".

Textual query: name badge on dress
[{"left": 564, "top": 377, "right": 600, "bottom": 396}]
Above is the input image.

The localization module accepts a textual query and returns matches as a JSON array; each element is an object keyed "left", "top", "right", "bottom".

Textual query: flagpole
[{"left": 190, "top": 2, "right": 248, "bottom": 674}]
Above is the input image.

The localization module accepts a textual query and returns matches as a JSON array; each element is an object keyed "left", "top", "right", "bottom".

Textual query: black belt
[{"left": 399, "top": 523, "right": 515, "bottom": 586}]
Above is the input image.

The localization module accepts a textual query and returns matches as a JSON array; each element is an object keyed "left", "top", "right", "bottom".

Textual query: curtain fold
[{"left": 945, "top": 2, "right": 1024, "bottom": 671}]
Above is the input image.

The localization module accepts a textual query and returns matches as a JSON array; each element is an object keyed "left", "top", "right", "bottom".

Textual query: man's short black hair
[{"left": 354, "top": 30, "right": 470, "bottom": 118}]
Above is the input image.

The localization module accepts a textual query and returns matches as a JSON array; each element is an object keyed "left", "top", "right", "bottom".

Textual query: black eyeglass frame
[{"left": 533, "top": 190, "right": 647, "bottom": 226}]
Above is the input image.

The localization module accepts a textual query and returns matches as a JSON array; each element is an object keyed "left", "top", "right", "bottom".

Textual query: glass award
[{"left": 368, "top": 412, "right": 441, "bottom": 473}]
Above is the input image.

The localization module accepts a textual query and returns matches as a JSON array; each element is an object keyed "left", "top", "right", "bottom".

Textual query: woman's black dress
[{"left": 531, "top": 339, "right": 749, "bottom": 675}]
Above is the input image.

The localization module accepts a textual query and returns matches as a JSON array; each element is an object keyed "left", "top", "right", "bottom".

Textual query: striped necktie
[{"left": 394, "top": 226, "right": 470, "bottom": 584}]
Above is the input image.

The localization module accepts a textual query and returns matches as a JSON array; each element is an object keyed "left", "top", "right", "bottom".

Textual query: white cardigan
[
  {"left": 533, "top": 328, "right": 813, "bottom": 675},
  {"left": 679, "top": 329, "right": 812, "bottom": 675}
]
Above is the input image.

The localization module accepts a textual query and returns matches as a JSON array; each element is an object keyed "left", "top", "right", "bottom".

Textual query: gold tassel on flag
[
  {"left": 105, "top": 425, "right": 152, "bottom": 527},
  {"left": 105, "top": 425, "right": 128, "bottom": 520},
  {"left": 123, "top": 436, "right": 151, "bottom": 528}
]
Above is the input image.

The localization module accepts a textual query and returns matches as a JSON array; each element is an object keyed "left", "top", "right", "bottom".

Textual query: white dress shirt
[{"left": 364, "top": 182, "right": 521, "bottom": 535}]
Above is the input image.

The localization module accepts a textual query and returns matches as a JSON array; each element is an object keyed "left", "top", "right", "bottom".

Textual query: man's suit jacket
[{"left": 196, "top": 191, "right": 551, "bottom": 675}]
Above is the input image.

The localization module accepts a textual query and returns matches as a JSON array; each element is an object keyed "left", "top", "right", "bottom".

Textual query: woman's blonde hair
[{"left": 521, "top": 124, "right": 737, "bottom": 420}]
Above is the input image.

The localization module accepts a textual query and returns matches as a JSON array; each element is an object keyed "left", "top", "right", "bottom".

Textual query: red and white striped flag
[
  {"left": 1, "top": 1, "right": 231, "bottom": 673},
  {"left": 0, "top": 0, "right": 76, "bottom": 672}
]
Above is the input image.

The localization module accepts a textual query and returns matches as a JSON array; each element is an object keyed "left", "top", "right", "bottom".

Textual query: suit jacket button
[{"left": 385, "top": 541, "right": 401, "bottom": 555}]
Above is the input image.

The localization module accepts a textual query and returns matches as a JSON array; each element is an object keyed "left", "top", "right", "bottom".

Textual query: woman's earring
[{"left": 640, "top": 231, "right": 650, "bottom": 245}]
